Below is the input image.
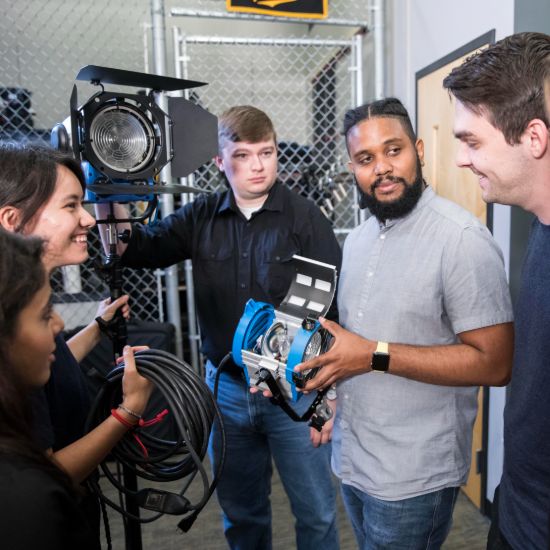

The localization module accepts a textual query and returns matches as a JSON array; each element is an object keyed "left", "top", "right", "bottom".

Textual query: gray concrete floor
[{"left": 98, "top": 462, "right": 490, "bottom": 549}]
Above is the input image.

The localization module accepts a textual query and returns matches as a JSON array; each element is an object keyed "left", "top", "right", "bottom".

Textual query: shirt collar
[
  {"left": 377, "top": 184, "right": 435, "bottom": 230},
  {"left": 217, "top": 181, "right": 284, "bottom": 216}
]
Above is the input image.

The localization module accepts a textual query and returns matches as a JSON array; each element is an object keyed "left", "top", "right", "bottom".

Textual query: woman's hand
[
  {"left": 120, "top": 346, "right": 154, "bottom": 416},
  {"left": 96, "top": 294, "right": 130, "bottom": 322}
]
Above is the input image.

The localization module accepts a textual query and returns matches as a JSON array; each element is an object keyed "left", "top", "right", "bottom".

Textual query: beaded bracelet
[{"left": 118, "top": 404, "right": 142, "bottom": 420}]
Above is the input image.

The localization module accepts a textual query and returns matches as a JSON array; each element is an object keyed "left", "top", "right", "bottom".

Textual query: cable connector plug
[{"left": 136, "top": 489, "right": 191, "bottom": 515}]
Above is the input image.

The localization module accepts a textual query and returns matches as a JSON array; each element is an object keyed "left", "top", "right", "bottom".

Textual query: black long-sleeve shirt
[{"left": 122, "top": 182, "right": 342, "bottom": 367}]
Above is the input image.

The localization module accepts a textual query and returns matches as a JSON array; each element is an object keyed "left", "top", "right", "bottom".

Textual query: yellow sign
[{"left": 226, "top": 0, "right": 328, "bottom": 19}]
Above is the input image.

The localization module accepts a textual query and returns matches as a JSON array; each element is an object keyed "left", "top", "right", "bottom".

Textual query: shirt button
[
  {"left": 240, "top": 283, "right": 246, "bottom": 289},
  {"left": 357, "top": 312, "right": 363, "bottom": 318},
  {"left": 242, "top": 252, "right": 248, "bottom": 258},
  {"left": 344, "top": 394, "right": 349, "bottom": 399},
  {"left": 367, "top": 272, "right": 373, "bottom": 277},
  {"left": 275, "top": 255, "right": 281, "bottom": 261},
  {"left": 380, "top": 234, "right": 386, "bottom": 240}
]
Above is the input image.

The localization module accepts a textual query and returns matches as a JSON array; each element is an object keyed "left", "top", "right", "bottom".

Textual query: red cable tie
[
  {"left": 138, "top": 408, "right": 169, "bottom": 428},
  {"left": 111, "top": 409, "right": 149, "bottom": 458},
  {"left": 132, "top": 433, "right": 149, "bottom": 458},
  {"left": 111, "top": 408, "right": 137, "bottom": 429}
]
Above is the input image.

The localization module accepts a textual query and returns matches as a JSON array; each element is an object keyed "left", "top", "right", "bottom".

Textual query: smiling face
[
  {"left": 9, "top": 279, "right": 64, "bottom": 387},
  {"left": 347, "top": 116, "right": 425, "bottom": 220},
  {"left": 216, "top": 137, "right": 278, "bottom": 208},
  {"left": 25, "top": 165, "right": 95, "bottom": 271},
  {"left": 453, "top": 100, "right": 531, "bottom": 207}
]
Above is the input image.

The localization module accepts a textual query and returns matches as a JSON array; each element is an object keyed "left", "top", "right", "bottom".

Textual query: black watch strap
[{"left": 371, "top": 341, "right": 390, "bottom": 372}]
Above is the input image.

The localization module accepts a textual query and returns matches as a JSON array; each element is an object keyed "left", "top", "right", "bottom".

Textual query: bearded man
[{"left": 295, "top": 97, "right": 514, "bottom": 549}]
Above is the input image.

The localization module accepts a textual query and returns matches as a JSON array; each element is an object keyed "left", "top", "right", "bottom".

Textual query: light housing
[
  {"left": 232, "top": 255, "right": 337, "bottom": 401},
  {"left": 51, "top": 65, "right": 218, "bottom": 203},
  {"left": 82, "top": 92, "right": 166, "bottom": 182}
]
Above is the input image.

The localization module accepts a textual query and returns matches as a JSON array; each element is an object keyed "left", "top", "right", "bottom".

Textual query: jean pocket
[{"left": 205, "top": 360, "right": 217, "bottom": 385}]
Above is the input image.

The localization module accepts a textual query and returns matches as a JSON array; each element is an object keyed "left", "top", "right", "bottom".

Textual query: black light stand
[
  {"left": 95, "top": 200, "right": 158, "bottom": 550},
  {"left": 95, "top": 199, "right": 158, "bottom": 355},
  {"left": 96, "top": 214, "right": 128, "bottom": 356}
]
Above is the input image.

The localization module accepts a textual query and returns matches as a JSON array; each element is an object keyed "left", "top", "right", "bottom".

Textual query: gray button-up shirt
[{"left": 332, "top": 186, "right": 513, "bottom": 500}]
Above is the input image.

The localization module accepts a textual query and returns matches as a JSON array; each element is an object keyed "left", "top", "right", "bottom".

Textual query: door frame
[{"left": 414, "top": 29, "right": 496, "bottom": 516}]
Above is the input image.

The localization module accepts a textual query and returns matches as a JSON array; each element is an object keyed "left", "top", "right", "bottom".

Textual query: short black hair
[{"left": 343, "top": 98, "right": 417, "bottom": 145}]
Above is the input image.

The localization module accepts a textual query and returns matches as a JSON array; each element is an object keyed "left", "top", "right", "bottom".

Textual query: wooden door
[{"left": 416, "top": 33, "right": 494, "bottom": 508}]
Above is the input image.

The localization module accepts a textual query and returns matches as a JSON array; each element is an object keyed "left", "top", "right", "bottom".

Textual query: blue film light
[
  {"left": 232, "top": 300, "right": 275, "bottom": 386},
  {"left": 51, "top": 65, "right": 218, "bottom": 207},
  {"left": 232, "top": 255, "right": 337, "bottom": 402},
  {"left": 82, "top": 162, "right": 155, "bottom": 204},
  {"left": 286, "top": 319, "right": 324, "bottom": 401}
]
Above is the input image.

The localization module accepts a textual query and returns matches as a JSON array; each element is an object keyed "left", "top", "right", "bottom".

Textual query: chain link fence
[
  {"left": 1, "top": 0, "right": 155, "bottom": 330},
  {"left": 1, "top": 0, "right": 370, "bottom": 340},
  {"left": 175, "top": 33, "right": 360, "bottom": 238}
]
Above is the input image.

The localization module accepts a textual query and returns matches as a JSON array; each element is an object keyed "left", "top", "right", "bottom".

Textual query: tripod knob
[
  {"left": 302, "top": 316, "right": 316, "bottom": 331},
  {"left": 118, "top": 229, "right": 131, "bottom": 243}
]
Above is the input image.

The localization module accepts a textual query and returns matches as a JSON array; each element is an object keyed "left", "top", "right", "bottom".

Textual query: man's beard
[{"left": 358, "top": 157, "right": 425, "bottom": 222}]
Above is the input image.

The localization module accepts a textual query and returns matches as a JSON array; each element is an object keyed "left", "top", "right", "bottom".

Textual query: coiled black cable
[{"left": 85, "top": 348, "right": 225, "bottom": 534}]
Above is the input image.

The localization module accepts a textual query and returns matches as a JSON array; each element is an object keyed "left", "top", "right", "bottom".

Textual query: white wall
[
  {"left": 385, "top": 0, "right": 515, "bottom": 506},
  {"left": 387, "top": 0, "right": 515, "bottom": 118}
]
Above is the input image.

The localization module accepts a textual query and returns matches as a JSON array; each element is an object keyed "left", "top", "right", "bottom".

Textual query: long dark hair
[
  {"left": 0, "top": 145, "right": 85, "bottom": 232},
  {"left": 0, "top": 228, "right": 71, "bottom": 486}
]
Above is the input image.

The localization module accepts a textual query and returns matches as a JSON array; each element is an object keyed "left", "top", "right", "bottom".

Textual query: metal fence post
[{"left": 151, "top": 0, "right": 184, "bottom": 360}]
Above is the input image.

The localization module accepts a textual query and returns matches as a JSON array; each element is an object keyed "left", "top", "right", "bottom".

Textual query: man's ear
[
  {"left": 523, "top": 119, "right": 549, "bottom": 160},
  {"left": 415, "top": 138, "right": 425, "bottom": 163},
  {"left": 214, "top": 155, "right": 224, "bottom": 171},
  {"left": 0, "top": 206, "right": 21, "bottom": 233}
]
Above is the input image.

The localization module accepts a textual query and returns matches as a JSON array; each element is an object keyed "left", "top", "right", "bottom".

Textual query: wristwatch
[{"left": 371, "top": 341, "right": 390, "bottom": 372}]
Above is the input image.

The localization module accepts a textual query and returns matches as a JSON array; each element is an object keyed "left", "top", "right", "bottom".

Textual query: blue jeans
[
  {"left": 206, "top": 361, "right": 339, "bottom": 550},
  {"left": 341, "top": 483, "right": 459, "bottom": 550}
]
